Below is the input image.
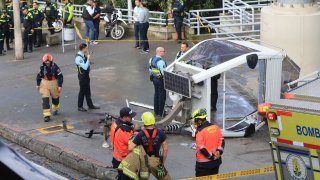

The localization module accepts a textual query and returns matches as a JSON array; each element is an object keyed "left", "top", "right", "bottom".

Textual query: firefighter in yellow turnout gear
[
  {"left": 120, "top": 112, "right": 171, "bottom": 180},
  {"left": 36, "top": 54, "right": 63, "bottom": 122}
]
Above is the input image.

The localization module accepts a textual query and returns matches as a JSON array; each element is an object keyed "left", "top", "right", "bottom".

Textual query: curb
[{"left": 0, "top": 123, "right": 117, "bottom": 179}]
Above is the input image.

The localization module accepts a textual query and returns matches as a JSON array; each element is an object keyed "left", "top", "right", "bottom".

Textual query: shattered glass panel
[{"left": 183, "top": 40, "right": 258, "bottom": 68}]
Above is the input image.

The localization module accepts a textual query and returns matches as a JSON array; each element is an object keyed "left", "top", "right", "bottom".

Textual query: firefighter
[
  {"left": 75, "top": 43, "right": 100, "bottom": 111},
  {"left": 36, "top": 54, "right": 63, "bottom": 122},
  {"left": 175, "top": 41, "right": 188, "bottom": 60},
  {"left": 43, "top": 0, "right": 57, "bottom": 35},
  {"left": 128, "top": 112, "right": 171, "bottom": 180},
  {"left": 31, "top": 2, "right": 44, "bottom": 47},
  {"left": 110, "top": 107, "right": 139, "bottom": 180},
  {"left": 6, "top": 0, "right": 14, "bottom": 43},
  {"left": 149, "top": 47, "right": 167, "bottom": 118},
  {"left": 62, "top": 0, "right": 74, "bottom": 26},
  {"left": 22, "top": 6, "right": 34, "bottom": 53},
  {"left": 0, "top": 14, "right": 5, "bottom": 56},
  {"left": 0, "top": 9, "right": 12, "bottom": 51},
  {"left": 171, "top": 0, "right": 185, "bottom": 43},
  {"left": 192, "top": 108, "right": 225, "bottom": 177}
]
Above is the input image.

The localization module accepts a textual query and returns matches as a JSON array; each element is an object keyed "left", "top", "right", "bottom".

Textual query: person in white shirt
[{"left": 133, "top": 0, "right": 141, "bottom": 48}]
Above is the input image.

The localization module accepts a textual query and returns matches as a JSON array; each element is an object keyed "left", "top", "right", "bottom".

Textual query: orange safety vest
[
  {"left": 196, "top": 124, "right": 224, "bottom": 162},
  {"left": 112, "top": 121, "right": 134, "bottom": 161},
  {"left": 109, "top": 121, "right": 117, "bottom": 147}
]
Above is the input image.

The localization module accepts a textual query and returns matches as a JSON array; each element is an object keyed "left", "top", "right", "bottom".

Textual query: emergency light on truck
[{"left": 257, "top": 103, "right": 271, "bottom": 115}]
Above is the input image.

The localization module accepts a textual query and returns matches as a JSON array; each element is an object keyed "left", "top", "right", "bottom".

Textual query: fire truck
[{"left": 259, "top": 71, "right": 320, "bottom": 180}]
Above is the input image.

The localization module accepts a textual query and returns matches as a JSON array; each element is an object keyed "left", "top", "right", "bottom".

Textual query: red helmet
[{"left": 42, "top": 53, "right": 53, "bottom": 62}]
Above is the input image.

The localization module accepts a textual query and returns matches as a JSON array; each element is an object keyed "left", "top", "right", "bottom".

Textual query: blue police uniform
[
  {"left": 172, "top": 0, "right": 185, "bottom": 42},
  {"left": 75, "top": 51, "right": 95, "bottom": 109},
  {"left": 149, "top": 56, "right": 167, "bottom": 117}
]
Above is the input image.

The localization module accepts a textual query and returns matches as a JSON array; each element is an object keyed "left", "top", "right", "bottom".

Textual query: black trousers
[
  {"left": 174, "top": 16, "right": 183, "bottom": 41},
  {"left": 195, "top": 160, "right": 221, "bottom": 177},
  {"left": 78, "top": 75, "right": 94, "bottom": 108},
  {"left": 139, "top": 22, "right": 149, "bottom": 51},
  {"left": 134, "top": 22, "right": 140, "bottom": 47},
  {"left": 9, "top": 23, "right": 14, "bottom": 42},
  {"left": 33, "top": 23, "right": 42, "bottom": 46},
  {"left": 152, "top": 77, "right": 166, "bottom": 117},
  {"left": 0, "top": 38, "right": 4, "bottom": 54},
  {"left": 211, "top": 78, "right": 218, "bottom": 110},
  {"left": 4, "top": 30, "right": 10, "bottom": 49},
  {"left": 23, "top": 30, "right": 33, "bottom": 51},
  {"left": 94, "top": 20, "right": 100, "bottom": 40},
  {"left": 112, "top": 158, "right": 131, "bottom": 180},
  {"left": 47, "top": 19, "right": 55, "bottom": 35}
]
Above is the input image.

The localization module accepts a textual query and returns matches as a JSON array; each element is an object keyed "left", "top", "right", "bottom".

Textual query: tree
[{"left": 13, "top": 0, "right": 23, "bottom": 60}]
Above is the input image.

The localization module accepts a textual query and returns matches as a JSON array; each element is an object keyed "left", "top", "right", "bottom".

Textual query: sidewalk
[{"left": 0, "top": 37, "right": 274, "bottom": 179}]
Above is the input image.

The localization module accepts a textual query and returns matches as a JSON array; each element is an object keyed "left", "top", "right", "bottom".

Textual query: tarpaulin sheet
[{"left": 183, "top": 40, "right": 258, "bottom": 68}]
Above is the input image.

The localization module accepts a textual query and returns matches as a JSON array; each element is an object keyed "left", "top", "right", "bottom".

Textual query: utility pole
[
  {"left": 13, "top": 0, "right": 24, "bottom": 60},
  {"left": 127, "top": 0, "right": 133, "bottom": 23}
]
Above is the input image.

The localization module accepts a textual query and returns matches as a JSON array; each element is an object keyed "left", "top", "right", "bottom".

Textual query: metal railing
[{"left": 36, "top": 0, "right": 274, "bottom": 40}]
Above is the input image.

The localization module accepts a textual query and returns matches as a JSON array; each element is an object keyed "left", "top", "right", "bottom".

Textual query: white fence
[{"left": 37, "top": 0, "right": 274, "bottom": 40}]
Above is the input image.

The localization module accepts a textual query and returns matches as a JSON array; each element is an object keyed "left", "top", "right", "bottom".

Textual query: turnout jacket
[{"left": 36, "top": 62, "right": 63, "bottom": 87}]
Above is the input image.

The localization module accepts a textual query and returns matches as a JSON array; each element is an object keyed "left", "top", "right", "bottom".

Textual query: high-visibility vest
[
  {"left": 149, "top": 56, "right": 166, "bottom": 78},
  {"left": 196, "top": 124, "right": 224, "bottom": 162},
  {"left": 112, "top": 121, "right": 134, "bottom": 161}
]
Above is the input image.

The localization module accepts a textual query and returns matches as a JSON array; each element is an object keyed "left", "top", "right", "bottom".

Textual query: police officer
[
  {"left": 62, "top": 0, "right": 74, "bottom": 26},
  {"left": 31, "top": 2, "right": 44, "bottom": 47},
  {"left": 175, "top": 42, "right": 188, "bottom": 60},
  {"left": 36, "top": 54, "right": 63, "bottom": 122},
  {"left": 172, "top": 0, "right": 185, "bottom": 43},
  {"left": 192, "top": 108, "right": 225, "bottom": 177},
  {"left": 6, "top": 0, "right": 14, "bottom": 43},
  {"left": 22, "top": 6, "right": 34, "bottom": 53},
  {"left": 149, "top": 47, "right": 167, "bottom": 118},
  {"left": 129, "top": 112, "right": 171, "bottom": 180},
  {"left": 0, "top": 14, "right": 5, "bottom": 56},
  {"left": 110, "top": 107, "right": 139, "bottom": 180},
  {"left": 75, "top": 43, "right": 100, "bottom": 112},
  {"left": 43, "top": 0, "right": 57, "bottom": 35},
  {"left": 0, "top": 9, "right": 12, "bottom": 51}
]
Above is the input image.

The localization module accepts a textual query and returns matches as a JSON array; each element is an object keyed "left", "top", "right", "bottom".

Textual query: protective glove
[{"left": 157, "top": 164, "right": 167, "bottom": 178}]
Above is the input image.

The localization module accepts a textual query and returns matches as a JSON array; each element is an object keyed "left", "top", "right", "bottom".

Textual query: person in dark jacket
[
  {"left": 22, "top": 6, "right": 34, "bottom": 53},
  {"left": 171, "top": 0, "right": 185, "bottom": 43},
  {"left": 31, "top": 2, "right": 44, "bottom": 47},
  {"left": 43, "top": 0, "right": 58, "bottom": 35},
  {"left": 92, "top": 0, "right": 101, "bottom": 40},
  {"left": 0, "top": 9, "right": 12, "bottom": 51},
  {"left": 0, "top": 15, "right": 5, "bottom": 56},
  {"left": 36, "top": 53, "right": 63, "bottom": 122}
]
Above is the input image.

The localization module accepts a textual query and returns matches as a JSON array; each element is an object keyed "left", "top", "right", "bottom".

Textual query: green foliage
[{"left": 72, "top": 0, "right": 253, "bottom": 12}]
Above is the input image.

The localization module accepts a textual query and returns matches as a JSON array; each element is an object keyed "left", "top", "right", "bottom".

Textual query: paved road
[{"left": 0, "top": 36, "right": 275, "bottom": 179}]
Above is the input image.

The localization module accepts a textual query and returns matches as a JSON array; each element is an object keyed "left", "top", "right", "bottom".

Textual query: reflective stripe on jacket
[{"left": 118, "top": 145, "right": 150, "bottom": 180}]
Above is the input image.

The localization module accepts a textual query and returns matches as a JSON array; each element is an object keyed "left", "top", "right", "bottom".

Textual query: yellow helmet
[
  {"left": 141, "top": 112, "right": 155, "bottom": 126},
  {"left": 192, "top": 108, "right": 207, "bottom": 121}
]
